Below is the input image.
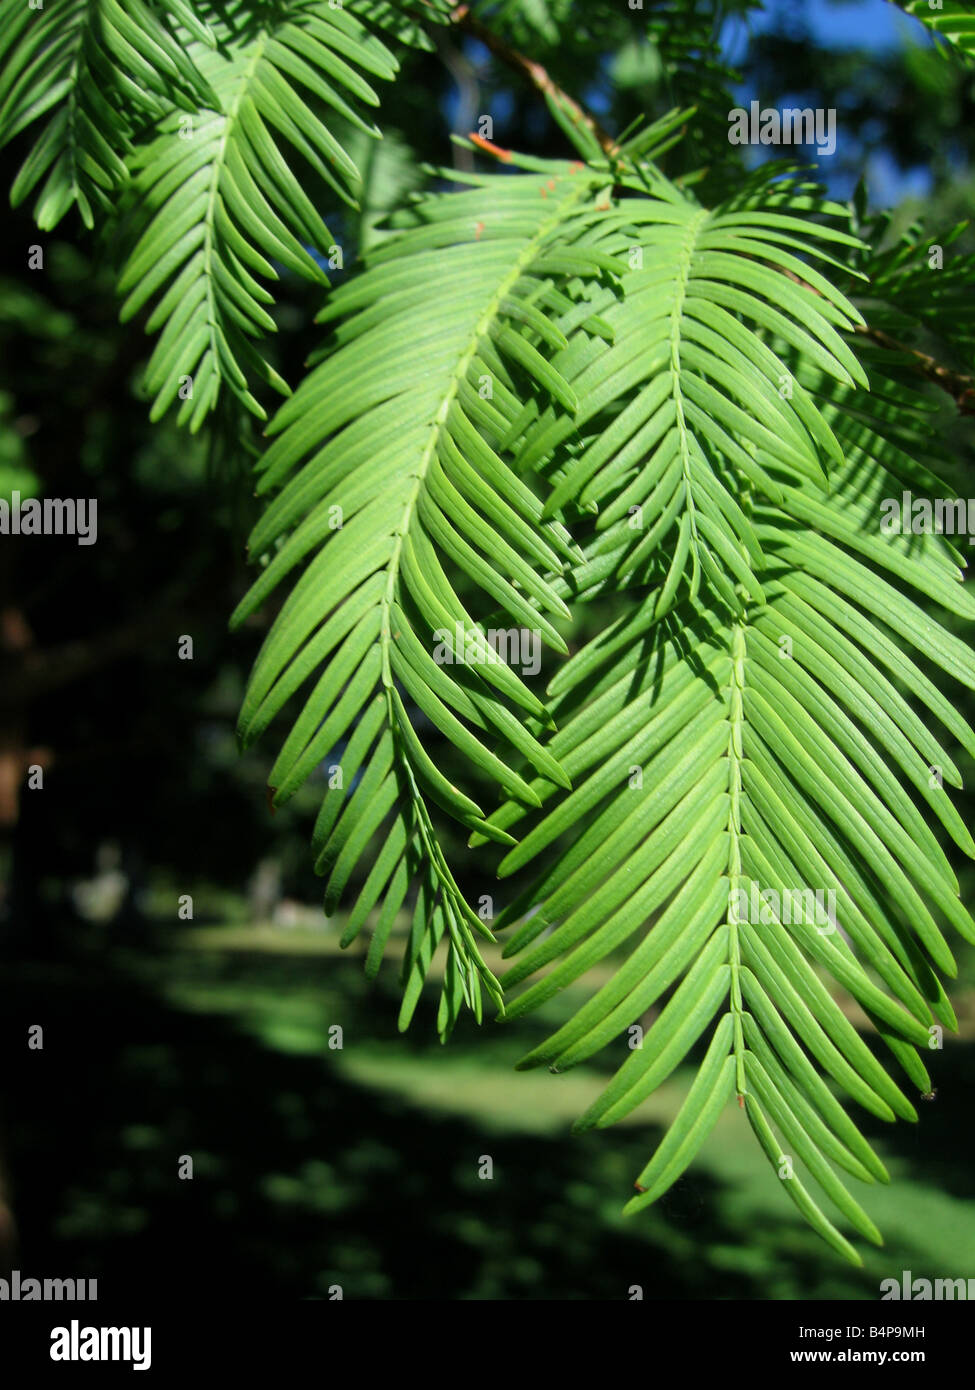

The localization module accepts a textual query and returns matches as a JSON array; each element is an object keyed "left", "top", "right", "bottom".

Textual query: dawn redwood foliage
[{"left": 3, "top": 0, "right": 975, "bottom": 1263}]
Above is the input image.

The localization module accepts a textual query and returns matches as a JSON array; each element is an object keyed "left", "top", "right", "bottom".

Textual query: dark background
[{"left": 1, "top": 0, "right": 973, "bottom": 1300}]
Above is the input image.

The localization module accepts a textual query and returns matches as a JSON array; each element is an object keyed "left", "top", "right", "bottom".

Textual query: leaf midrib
[
  {"left": 372, "top": 175, "right": 601, "bottom": 905},
  {"left": 200, "top": 30, "right": 271, "bottom": 408},
  {"left": 377, "top": 176, "right": 599, "bottom": 689},
  {"left": 668, "top": 205, "right": 710, "bottom": 569}
]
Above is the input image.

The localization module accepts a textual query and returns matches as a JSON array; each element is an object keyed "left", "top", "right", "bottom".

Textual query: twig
[
  {"left": 426, "top": 3, "right": 974, "bottom": 412},
  {"left": 431, "top": 24, "right": 480, "bottom": 174},
  {"left": 779, "top": 266, "right": 975, "bottom": 416},
  {"left": 854, "top": 323, "right": 975, "bottom": 417},
  {"left": 442, "top": 3, "right": 619, "bottom": 156}
]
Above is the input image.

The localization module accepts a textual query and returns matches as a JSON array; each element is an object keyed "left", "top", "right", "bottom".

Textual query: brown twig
[
  {"left": 427, "top": 3, "right": 974, "bottom": 412},
  {"left": 854, "top": 323, "right": 975, "bottom": 416},
  {"left": 442, "top": 3, "right": 619, "bottom": 156},
  {"left": 779, "top": 266, "right": 975, "bottom": 416}
]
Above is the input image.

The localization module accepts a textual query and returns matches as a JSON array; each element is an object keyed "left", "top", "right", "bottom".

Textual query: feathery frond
[
  {"left": 500, "top": 167, "right": 867, "bottom": 615},
  {"left": 6, "top": 0, "right": 974, "bottom": 1266},
  {"left": 114, "top": 0, "right": 401, "bottom": 430},
  {"left": 231, "top": 156, "right": 625, "bottom": 1038},
  {"left": 0, "top": 0, "right": 214, "bottom": 230},
  {"left": 845, "top": 205, "right": 975, "bottom": 377},
  {"left": 471, "top": 165, "right": 975, "bottom": 1263}
]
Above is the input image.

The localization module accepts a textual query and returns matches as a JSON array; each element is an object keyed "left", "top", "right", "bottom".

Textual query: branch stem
[{"left": 441, "top": 2, "right": 619, "bottom": 155}]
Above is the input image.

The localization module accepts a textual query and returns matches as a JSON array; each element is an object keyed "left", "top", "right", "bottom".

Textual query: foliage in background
[{"left": 3, "top": 0, "right": 975, "bottom": 1270}]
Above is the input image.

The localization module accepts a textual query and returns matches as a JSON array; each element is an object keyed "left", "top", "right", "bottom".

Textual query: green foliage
[
  {"left": 115, "top": 2, "right": 401, "bottom": 428},
  {"left": 902, "top": 0, "right": 975, "bottom": 61},
  {"left": 1, "top": 1, "right": 405, "bottom": 426},
  {"left": 845, "top": 199, "right": 975, "bottom": 372},
  {"left": 230, "top": 157, "right": 628, "bottom": 1036},
  {"left": 0, "top": 0, "right": 212, "bottom": 230},
  {"left": 4, "top": 0, "right": 975, "bottom": 1265}
]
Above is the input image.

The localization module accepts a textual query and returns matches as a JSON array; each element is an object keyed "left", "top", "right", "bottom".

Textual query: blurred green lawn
[{"left": 6, "top": 906, "right": 963, "bottom": 1301}]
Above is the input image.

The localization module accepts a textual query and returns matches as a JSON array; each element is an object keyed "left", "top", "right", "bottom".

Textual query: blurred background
[{"left": 0, "top": 0, "right": 973, "bottom": 1300}]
